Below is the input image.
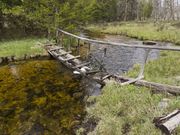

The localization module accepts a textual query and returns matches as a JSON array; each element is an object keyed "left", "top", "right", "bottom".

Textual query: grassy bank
[
  {"left": 128, "top": 51, "right": 180, "bottom": 86},
  {"left": 83, "top": 50, "right": 180, "bottom": 134},
  {"left": 0, "top": 38, "right": 47, "bottom": 58},
  {"left": 84, "top": 22, "right": 180, "bottom": 134},
  {"left": 87, "top": 22, "right": 180, "bottom": 45},
  {"left": 86, "top": 84, "right": 180, "bottom": 135}
]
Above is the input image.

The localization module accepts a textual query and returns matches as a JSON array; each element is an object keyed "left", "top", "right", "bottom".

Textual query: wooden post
[
  {"left": 77, "top": 39, "right": 80, "bottom": 55},
  {"left": 67, "top": 37, "right": 71, "bottom": 51},
  {"left": 104, "top": 48, "right": 107, "bottom": 57},
  {"left": 56, "top": 30, "right": 59, "bottom": 45},
  {"left": 86, "top": 42, "right": 91, "bottom": 56},
  {"left": 154, "top": 110, "right": 180, "bottom": 134},
  {"left": 138, "top": 49, "right": 150, "bottom": 78},
  {"left": 61, "top": 33, "right": 64, "bottom": 48}
]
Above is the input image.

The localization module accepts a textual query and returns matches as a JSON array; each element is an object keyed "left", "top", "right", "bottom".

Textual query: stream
[
  {"left": 0, "top": 33, "right": 162, "bottom": 135},
  {"left": 84, "top": 33, "right": 161, "bottom": 75}
]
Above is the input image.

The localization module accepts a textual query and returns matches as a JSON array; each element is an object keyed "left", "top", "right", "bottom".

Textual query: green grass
[
  {"left": 83, "top": 50, "right": 180, "bottom": 135},
  {"left": 83, "top": 24, "right": 180, "bottom": 135},
  {"left": 0, "top": 38, "right": 47, "bottom": 58},
  {"left": 127, "top": 51, "right": 180, "bottom": 86},
  {"left": 86, "top": 83, "right": 180, "bottom": 135},
  {"left": 87, "top": 21, "right": 180, "bottom": 45}
]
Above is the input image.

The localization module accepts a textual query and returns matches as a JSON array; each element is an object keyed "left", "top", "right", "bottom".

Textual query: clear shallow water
[
  {"left": 87, "top": 34, "right": 160, "bottom": 75},
  {"left": 0, "top": 60, "right": 85, "bottom": 135}
]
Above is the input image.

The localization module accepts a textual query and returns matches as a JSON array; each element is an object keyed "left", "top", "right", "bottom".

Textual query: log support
[{"left": 154, "top": 110, "right": 180, "bottom": 135}]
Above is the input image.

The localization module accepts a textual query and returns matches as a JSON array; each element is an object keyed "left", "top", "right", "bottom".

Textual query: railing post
[
  {"left": 87, "top": 42, "right": 91, "bottom": 56},
  {"left": 138, "top": 49, "right": 151, "bottom": 78},
  {"left": 61, "top": 33, "right": 64, "bottom": 48},
  {"left": 77, "top": 39, "right": 80, "bottom": 55},
  {"left": 56, "top": 29, "right": 59, "bottom": 45},
  {"left": 68, "top": 37, "right": 71, "bottom": 51},
  {"left": 103, "top": 47, "right": 107, "bottom": 57}
]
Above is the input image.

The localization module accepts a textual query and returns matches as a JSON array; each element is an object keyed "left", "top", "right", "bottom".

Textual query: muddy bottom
[{"left": 0, "top": 59, "right": 87, "bottom": 135}]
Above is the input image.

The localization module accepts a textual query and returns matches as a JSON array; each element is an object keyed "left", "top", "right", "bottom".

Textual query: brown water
[{"left": 0, "top": 60, "right": 85, "bottom": 135}]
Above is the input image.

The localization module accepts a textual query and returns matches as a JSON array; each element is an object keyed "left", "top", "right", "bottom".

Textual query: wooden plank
[
  {"left": 50, "top": 47, "right": 64, "bottom": 52},
  {"left": 56, "top": 51, "right": 72, "bottom": 57},
  {"left": 102, "top": 74, "right": 112, "bottom": 81},
  {"left": 120, "top": 76, "right": 144, "bottom": 86},
  {"left": 73, "top": 62, "right": 91, "bottom": 69},
  {"left": 63, "top": 55, "right": 80, "bottom": 62},
  {"left": 112, "top": 75, "right": 180, "bottom": 95}
]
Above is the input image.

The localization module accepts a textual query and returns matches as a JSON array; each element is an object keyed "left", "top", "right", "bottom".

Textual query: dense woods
[{"left": 0, "top": 0, "right": 180, "bottom": 38}]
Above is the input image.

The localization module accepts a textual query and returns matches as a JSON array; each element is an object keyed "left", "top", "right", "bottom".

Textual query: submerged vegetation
[
  {"left": 0, "top": 60, "right": 85, "bottom": 134},
  {"left": 87, "top": 22, "right": 180, "bottom": 45}
]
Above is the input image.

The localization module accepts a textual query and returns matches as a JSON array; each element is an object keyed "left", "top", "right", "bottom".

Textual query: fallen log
[
  {"left": 143, "top": 41, "right": 157, "bottom": 45},
  {"left": 107, "top": 75, "right": 180, "bottom": 95},
  {"left": 154, "top": 110, "right": 180, "bottom": 135}
]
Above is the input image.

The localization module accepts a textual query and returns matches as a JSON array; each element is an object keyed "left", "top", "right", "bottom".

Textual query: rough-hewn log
[
  {"left": 154, "top": 110, "right": 180, "bottom": 135},
  {"left": 108, "top": 75, "right": 180, "bottom": 95},
  {"left": 58, "top": 29, "right": 180, "bottom": 51}
]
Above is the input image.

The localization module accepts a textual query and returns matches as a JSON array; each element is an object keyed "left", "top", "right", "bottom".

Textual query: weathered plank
[
  {"left": 73, "top": 62, "right": 91, "bottom": 69},
  {"left": 111, "top": 75, "right": 180, "bottom": 95},
  {"left": 56, "top": 51, "right": 72, "bottom": 57},
  {"left": 63, "top": 55, "right": 81, "bottom": 62},
  {"left": 50, "top": 47, "right": 64, "bottom": 52}
]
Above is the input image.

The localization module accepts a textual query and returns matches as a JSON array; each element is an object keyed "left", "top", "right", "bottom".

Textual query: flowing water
[
  {"left": 0, "top": 60, "right": 86, "bottom": 135},
  {"left": 83, "top": 32, "right": 160, "bottom": 75}
]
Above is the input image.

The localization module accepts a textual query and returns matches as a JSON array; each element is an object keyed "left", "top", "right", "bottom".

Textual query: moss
[{"left": 0, "top": 60, "right": 85, "bottom": 134}]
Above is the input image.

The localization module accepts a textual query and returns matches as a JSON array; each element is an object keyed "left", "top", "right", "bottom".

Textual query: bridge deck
[
  {"left": 45, "top": 44, "right": 92, "bottom": 75},
  {"left": 43, "top": 29, "right": 180, "bottom": 95}
]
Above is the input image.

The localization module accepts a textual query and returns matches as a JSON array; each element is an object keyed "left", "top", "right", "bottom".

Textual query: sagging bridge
[{"left": 45, "top": 29, "right": 180, "bottom": 95}]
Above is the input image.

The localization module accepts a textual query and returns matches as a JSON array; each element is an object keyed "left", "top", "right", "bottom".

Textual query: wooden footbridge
[{"left": 45, "top": 29, "right": 180, "bottom": 95}]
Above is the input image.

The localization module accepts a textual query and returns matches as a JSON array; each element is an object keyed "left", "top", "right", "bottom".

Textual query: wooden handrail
[{"left": 57, "top": 29, "right": 180, "bottom": 51}]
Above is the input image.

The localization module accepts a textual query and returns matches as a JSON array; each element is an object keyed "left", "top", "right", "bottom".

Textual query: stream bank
[{"left": 77, "top": 32, "right": 180, "bottom": 135}]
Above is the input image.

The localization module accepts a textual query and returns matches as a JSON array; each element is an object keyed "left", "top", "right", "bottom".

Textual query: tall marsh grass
[{"left": 87, "top": 22, "right": 180, "bottom": 45}]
